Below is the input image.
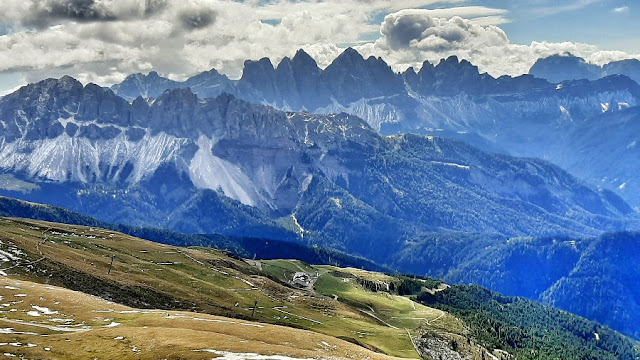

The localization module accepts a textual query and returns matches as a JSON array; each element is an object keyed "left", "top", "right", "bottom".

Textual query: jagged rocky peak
[
  {"left": 434, "top": 55, "right": 482, "bottom": 76},
  {"left": 276, "top": 49, "right": 322, "bottom": 77},
  {"left": 241, "top": 57, "right": 276, "bottom": 80},
  {"left": 149, "top": 87, "right": 202, "bottom": 135},
  {"left": 241, "top": 57, "right": 278, "bottom": 98},
  {"left": 10, "top": 75, "right": 83, "bottom": 100},
  {"left": 117, "top": 71, "right": 162, "bottom": 83},
  {"left": 603, "top": 59, "right": 640, "bottom": 84},
  {"left": 365, "top": 55, "right": 398, "bottom": 79},
  {"left": 77, "top": 83, "right": 131, "bottom": 126},
  {"left": 323, "top": 47, "right": 371, "bottom": 79},
  {"left": 323, "top": 47, "right": 403, "bottom": 101},
  {"left": 130, "top": 96, "right": 151, "bottom": 128},
  {"left": 529, "top": 53, "right": 601, "bottom": 83},
  {"left": 330, "top": 46, "right": 365, "bottom": 66},
  {"left": 112, "top": 70, "right": 179, "bottom": 101},
  {"left": 0, "top": 76, "right": 84, "bottom": 131},
  {"left": 406, "top": 56, "right": 491, "bottom": 95},
  {"left": 156, "top": 86, "right": 199, "bottom": 103},
  {"left": 291, "top": 48, "right": 319, "bottom": 70},
  {"left": 186, "top": 68, "right": 229, "bottom": 84},
  {"left": 404, "top": 60, "right": 433, "bottom": 89},
  {"left": 326, "top": 47, "right": 396, "bottom": 78},
  {"left": 554, "top": 74, "right": 640, "bottom": 99},
  {"left": 273, "top": 49, "right": 328, "bottom": 109},
  {"left": 417, "top": 60, "right": 435, "bottom": 75}
]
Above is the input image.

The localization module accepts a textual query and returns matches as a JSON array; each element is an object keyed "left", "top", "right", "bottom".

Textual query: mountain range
[
  {"left": 529, "top": 53, "right": 640, "bottom": 84},
  {"left": 0, "top": 76, "right": 634, "bottom": 251},
  {"left": 110, "top": 48, "right": 640, "bottom": 208},
  {"left": 2, "top": 51, "right": 640, "bottom": 343}
]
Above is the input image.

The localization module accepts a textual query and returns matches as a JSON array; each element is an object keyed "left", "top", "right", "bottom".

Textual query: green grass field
[{"left": 0, "top": 217, "right": 478, "bottom": 358}]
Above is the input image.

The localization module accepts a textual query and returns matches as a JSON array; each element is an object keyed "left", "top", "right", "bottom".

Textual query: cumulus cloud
[
  {"left": 358, "top": 9, "right": 640, "bottom": 77},
  {"left": 0, "top": 0, "right": 638, "bottom": 93},
  {"left": 178, "top": 5, "right": 216, "bottom": 30},
  {"left": 2, "top": 0, "right": 148, "bottom": 29},
  {"left": 1, "top": 0, "right": 484, "bottom": 87},
  {"left": 379, "top": 10, "right": 508, "bottom": 51}
]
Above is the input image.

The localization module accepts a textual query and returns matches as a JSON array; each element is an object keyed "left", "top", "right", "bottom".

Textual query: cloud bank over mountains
[
  {"left": 0, "top": 0, "right": 638, "bottom": 89},
  {"left": 359, "top": 8, "right": 637, "bottom": 77}
]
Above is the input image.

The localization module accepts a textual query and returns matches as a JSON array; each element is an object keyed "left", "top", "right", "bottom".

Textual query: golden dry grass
[
  {"left": 0, "top": 217, "right": 468, "bottom": 359},
  {"left": 0, "top": 277, "right": 407, "bottom": 359}
]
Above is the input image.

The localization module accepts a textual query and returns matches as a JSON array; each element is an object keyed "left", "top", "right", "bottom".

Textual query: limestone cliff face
[
  {"left": 109, "top": 49, "right": 640, "bottom": 208},
  {"left": 0, "top": 76, "right": 633, "bottom": 249}
]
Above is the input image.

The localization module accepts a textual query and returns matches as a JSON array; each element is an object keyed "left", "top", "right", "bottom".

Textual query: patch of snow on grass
[
  {"left": 0, "top": 250, "right": 19, "bottom": 262},
  {"left": 48, "top": 318, "right": 74, "bottom": 323},
  {"left": 192, "top": 350, "right": 314, "bottom": 360},
  {"left": 32, "top": 306, "right": 58, "bottom": 315}
]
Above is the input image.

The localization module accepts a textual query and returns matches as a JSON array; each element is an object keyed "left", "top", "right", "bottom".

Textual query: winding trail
[
  {"left": 0, "top": 226, "right": 49, "bottom": 272},
  {"left": 273, "top": 306, "right": 322, "bottom": 325},
  {"left": 404, "top": 328, "right": 420, "bottom": 358},
  {"left": 425, "top": 309, "right": 445, "bottom": 326},
  {"left": 174, "top": 248, "right": 281, "bottom": 303},
  {"left": 357, "top": 309, "right": 398, "bottom": 329},
  {"left": 0, "top": 318, "right": 92, "bottom": 333}
]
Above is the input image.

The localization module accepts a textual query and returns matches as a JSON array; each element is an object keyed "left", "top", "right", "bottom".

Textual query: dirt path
[
  {"left": 357, "top": 309, "right": 398, "bottom": 329},
  {"left": 425, "top": 309, "right": 445, "bottom": 326},
  {"left": 273, "top": 306, "right": 322, "bottom": 325}
]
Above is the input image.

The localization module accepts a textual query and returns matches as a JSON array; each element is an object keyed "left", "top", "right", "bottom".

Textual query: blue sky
[
  {"left": 497, "top": 0, "right": 638, "bottom": 51},
  {"left": 0, "top": 0, "right": 638, "bottom": 95}
]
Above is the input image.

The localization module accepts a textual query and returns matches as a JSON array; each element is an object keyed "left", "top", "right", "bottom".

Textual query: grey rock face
[
  {"left": 603, "top": 59, "right": 640, "bottom": 84},
  {"left": 322, "top": 48, "right": 404, "bottom": 103},
  {"left": 531, "top": 54, "right": 640, "bottom": 85},
  {"left": 529, "top": 54, "right": 601, "bottom": 83},
  {"left": 0, "top": 77, "right": 634, "bottom": 246},
  {"left": 20, "top": 49, "right": 640, "bottom": 211},
  {"left": 111, "top": 71, "right": 180, "bottom": 101}
]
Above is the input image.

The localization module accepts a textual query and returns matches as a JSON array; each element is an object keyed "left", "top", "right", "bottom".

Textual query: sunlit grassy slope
[
  {"left": 0, "top": 217, "right": 475, "bottom": 359},
  {"left": 0, "top": 277, "right": 407, "bottom": 359}
]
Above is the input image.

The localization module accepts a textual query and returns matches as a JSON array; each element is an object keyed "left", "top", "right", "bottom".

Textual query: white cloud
[
  {"left": 529, "top": 0, "right": 600, "bottom": 17},
  {"left": 611, "top": 6, "right": 630, "bottom": 14},
  {"left": 0, "top": 0, "right": 509, "bottom": 89},
  {"left": 0, "top": 0, "right": 638, "bottom": 93},
  {"left": 357, "top": 9, "right": 640, "bottom": 77}
]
